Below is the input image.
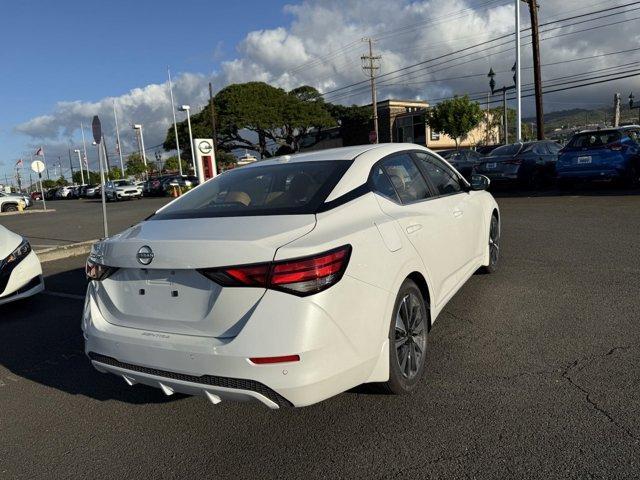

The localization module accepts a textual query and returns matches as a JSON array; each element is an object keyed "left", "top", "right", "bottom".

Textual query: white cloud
[{"left": 15, "top": 0, "right": 640, "bottom": 158}]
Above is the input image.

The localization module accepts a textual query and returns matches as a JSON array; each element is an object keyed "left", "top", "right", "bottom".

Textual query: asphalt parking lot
[
  {"left": 1, "top": 190, "right": 640, "bottom": 479},
  {"left": 0, "top": 197, "right": 172, "bottom": 249}
]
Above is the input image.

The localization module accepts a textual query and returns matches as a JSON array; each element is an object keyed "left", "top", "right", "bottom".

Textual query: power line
[
  {"left": 320, "top": 2, "right": 640, "bottom": 100},
  {"left": 323, "top": 10, "right": 640, "bottom": 103}
]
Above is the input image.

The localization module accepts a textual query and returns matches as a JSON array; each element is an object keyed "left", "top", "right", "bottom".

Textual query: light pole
[
  {"left": 629, "top": 93, "right": 640, "bottom": 123},
  {"left": 488, "top": 65, "right": 517, "bottom": 145},
  {"left": 179, "top": 105, "right": 197, "bottom": 178},
  {"left": 74, "top": 149, "right": 85, "bottom": 185},
  {"left": 113, "top": 100, "right": 126, "bottom": 178},
  {"left": 132, "top": 124, "right": 148, "bottom": 179},
  {"left": 514, "top": 0, "right": 522, "bottom": 142},
  {"left": 168, "top": 67, "right": 183, "bottom": 176}
]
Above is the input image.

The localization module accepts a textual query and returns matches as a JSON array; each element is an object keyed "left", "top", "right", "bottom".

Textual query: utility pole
[
  {"left": 523, "top": 0, "right": 544, "bottom": 139},
  {"left": 515, "top": 0, "right": 522, "bottom": 142},
  {"left": 362, "top": 37, "right": 381, "bottom": 143},
  {"left": 613, "top": 93, "right": 621, "bottom": 127}
]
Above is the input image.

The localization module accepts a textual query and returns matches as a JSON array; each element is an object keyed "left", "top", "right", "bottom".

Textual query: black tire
[
  {"left": 381, "top": 279, "right": 429, "bottom": 395},
  {"left": 480, "top": 214, "right": 500, "bottom": 274},
  {"left": 2, "top": 204, "right": 18, "bottom": 212}
]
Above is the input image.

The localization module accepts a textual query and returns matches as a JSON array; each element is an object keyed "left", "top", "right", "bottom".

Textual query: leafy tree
[
  {"left": 109, "top": 168, "right": 122, "bottom": 180},
  {"left": 216, "top": 151, "right": 238, "bottom": 171},
  {"left": 125, "top": 153, "right": 148, "bottom": 177},
  {"left": 72, "top": 170, "right": 103, "bottom": 185},
  {"left": 485, "top": 107, "right": 535, "bottom": 144},
  {"left": 163, "top": 155, "right": 191, "bottom": 174},
  {"left": 42, "top": 179, "right": 56, "bottom": 189},
  {"left": 425, "top": 95, "right": 484, "bottom": 149},
  {"left": 326, "top": 104, "right": 371, "bottom": 146},
  {"left": 164, "top": 82, "right": 336, "bottom": 158},
  {"left": 55, "top": 176, "right": 68, "bottom": 186}
]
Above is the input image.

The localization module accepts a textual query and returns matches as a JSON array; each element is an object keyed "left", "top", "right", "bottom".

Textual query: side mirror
[{"left": 470, "top": 174, "right": 490, "bottom": 191}]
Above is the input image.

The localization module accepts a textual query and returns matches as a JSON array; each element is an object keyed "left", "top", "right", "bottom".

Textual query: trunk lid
[{"left": 95, "top": 215, "right": 316, "bottom": 338}]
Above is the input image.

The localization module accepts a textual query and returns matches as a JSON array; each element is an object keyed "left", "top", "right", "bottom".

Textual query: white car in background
[
  {"left": 105, "top": 180, "right": 143, "bottom": 201},
  {"left": 0, "top": 226, "right": 44, "bottom": 305},
  {"left": 83, "top": 144, "right": 499, "bottom": 408},
  {"left": 0, "top": 192, "right": 32, "bottom": 208},
  {"left": 0, "top": 194, "right": 27, "bottom": 213}
]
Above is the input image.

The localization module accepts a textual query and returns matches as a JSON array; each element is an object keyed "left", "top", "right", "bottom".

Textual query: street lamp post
[
  {"left": 73, "top": 149, "right": 85, "bottom": 185},
  {"left": 488, "top": 66, "right": 517, "bottom": 145},
  {"left": 629, "top": 93, "right": 640, "bottom": 123},
  {"left": 179, "top": 105, "right": 198, "bottom": 179},
  {"left": 132, "top": 124, "right": 148, "bottom": 179}
]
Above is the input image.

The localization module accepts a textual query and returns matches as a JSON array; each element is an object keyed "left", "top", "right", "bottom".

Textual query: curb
[
  {"left": 36, "top": 239, "right": 98, "bottom": 263},
  {"left": 0, "top": 209, "right": 56, "bottom": 217}
]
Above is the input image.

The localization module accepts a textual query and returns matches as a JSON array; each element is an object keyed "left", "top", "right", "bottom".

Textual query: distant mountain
[{"left": 524, "top": 107, "right": 639, "bottom": 133}]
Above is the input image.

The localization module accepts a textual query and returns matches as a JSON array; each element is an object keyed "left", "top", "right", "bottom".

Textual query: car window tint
[
  {"left": 546, "top": 142, "right": 562, "bottom": 154},
  {"left": 568, "top": 131, "right": 622, "bottom": 148},
  {"left": 414, "top": 152, "right": 463, "bottom": 196},
  {"left": 532, "top": 143, "right": 547, "bottom": 155},
  {"left": 152, "top": 160, "right": 351, "bottom": 219},
  {"left": 379, "top": 154, "right": 430, "bottom": 204},
  {"left": 626, "top": 130, "right": 640, "bottom": 143},
  {"left": 370, "top": 165, "right": 400, "bottom": 202}
]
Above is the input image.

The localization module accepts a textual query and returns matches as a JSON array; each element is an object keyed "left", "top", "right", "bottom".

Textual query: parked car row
[
  {"left": 142, "top": 174, "right": 200, "bottom": 196},
  {"left": 438, "top": 126, "right": 640, "bottom": 189}
]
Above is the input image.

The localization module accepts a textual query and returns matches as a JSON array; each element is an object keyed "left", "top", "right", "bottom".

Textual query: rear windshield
[
  {"left": 489, "top": 144, "right": 523, "bottom": 156},
  {"left": 152, "top": 160, "right": 352, "bottom": 219},
  {"left": 567, "top": 131, "right": 621, "bottom": 148}
]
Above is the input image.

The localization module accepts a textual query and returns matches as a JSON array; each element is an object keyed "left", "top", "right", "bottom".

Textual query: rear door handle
[
  {"left": 406, "top": 224, "right": 422, "bottom": 234},
  {"left": 453, "top": 209, "right": 463, "bottom": 218}
]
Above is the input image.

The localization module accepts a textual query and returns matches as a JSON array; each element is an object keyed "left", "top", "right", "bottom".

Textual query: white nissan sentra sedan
[
  {"left": 83, "top": 144, "right": 499, "bottom": 408},
  {"left": 0, "top": 226, "right": 44, "bottom": 305}
]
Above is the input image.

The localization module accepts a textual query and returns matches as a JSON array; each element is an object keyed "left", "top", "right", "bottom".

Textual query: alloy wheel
[
  {"left": 394, "top": 292, "right": 427, "bottom": 379},
  {"left": 489, "top": 216, "right": 500, "bottom": 266}
]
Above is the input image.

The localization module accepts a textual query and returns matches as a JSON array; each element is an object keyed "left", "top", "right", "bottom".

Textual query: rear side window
[
  {"left": 568, "top": 131, "right": 621, "bottom": 148},
  {"left": 414, "top": 152, "right": 463, "bottom": 196},
  {"left": 370, "top": 166, "right": 400, "bottom": 202},
  {"left": 152, "top": 160, "right": 352, "bottom": 219},
  {"left": 378, "top": 154, "right": 431, "bottom": 204}
]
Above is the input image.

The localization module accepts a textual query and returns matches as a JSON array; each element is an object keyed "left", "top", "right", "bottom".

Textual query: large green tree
[
  {"left": 425, "top": 95, "right": 484, "bottom": 149},
  {"left": 125, "top": 153, "right": 147, "bottom": 177},
  {"left": 164, "top": 83, "right": 336, "bottom": 158},
  {"left": 326, "top": 104, "right": 371, "bottom": 146}
]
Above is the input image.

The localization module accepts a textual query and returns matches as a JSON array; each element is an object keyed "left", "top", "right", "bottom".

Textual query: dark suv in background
[{"left": 475, "top": 140, "right": 562, "bottom": 188}]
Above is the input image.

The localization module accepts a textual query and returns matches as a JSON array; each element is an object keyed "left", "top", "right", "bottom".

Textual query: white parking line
[{"left": 42, "top": 291, "right": 85, "bottom": 301}]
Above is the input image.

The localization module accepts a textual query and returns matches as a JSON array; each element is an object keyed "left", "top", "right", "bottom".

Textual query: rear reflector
[
  {"left": 199, "top": 245, "right": 352, "bottom": 296},
  {"left": 250, "top": 355, "right": 300, "bottom": 365}
]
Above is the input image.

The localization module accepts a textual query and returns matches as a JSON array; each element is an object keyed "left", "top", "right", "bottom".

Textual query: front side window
[
  {"left": 152, "top": 160, "right": 351, "bottom": 219},
  {"left": 379, "top": 154, "right": 431, "bottom": 204},
  {"left": 414, "top": 152, "right": 463, "bottom": 196}
]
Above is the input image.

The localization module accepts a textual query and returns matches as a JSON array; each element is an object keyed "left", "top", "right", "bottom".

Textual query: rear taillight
[
  {"left": 199, "top": 245, "right": 352, "bottom": 296},
  {"left": 85, "top": 258, "right": 118, "bottom": 281},
  {"left": 504, "top": 159, "right": 522, "bottom": 165},
  {"left": 608, "top": 143, "right": 624, "bottom": 151}
]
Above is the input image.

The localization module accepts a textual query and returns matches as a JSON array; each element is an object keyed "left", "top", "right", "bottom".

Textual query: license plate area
[
  {"left": 486, "top": 162, "right": 497, "bottom": 169},
  {"left": 577, "top": 156, "right": 592, "bottom": 164}
]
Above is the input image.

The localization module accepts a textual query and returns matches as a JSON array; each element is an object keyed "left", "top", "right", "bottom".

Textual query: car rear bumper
[
  {"left": 82, "top": 278, "right": 385, "bottom": 408},
  {"left": 556, "top": 168, "right": 624, "bottom": 180}
]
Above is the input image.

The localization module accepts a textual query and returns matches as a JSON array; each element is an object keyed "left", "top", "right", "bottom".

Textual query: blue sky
[{"left": 0, "top": 0, "right": 288, "bottom": 174}]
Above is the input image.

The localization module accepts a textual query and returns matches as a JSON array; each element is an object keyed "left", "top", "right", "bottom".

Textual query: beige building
[{"left": 376, "top": 99, "right": 499, "bottom": 150}]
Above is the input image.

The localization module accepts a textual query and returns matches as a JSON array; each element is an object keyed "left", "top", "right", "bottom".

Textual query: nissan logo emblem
[{"left": 137, "top": 246, "right": 154, "bottom": 265}]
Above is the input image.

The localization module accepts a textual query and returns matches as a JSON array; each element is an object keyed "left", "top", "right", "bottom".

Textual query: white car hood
[{"left": 0, "top": 225, "right": 21, "bottom": 258}]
